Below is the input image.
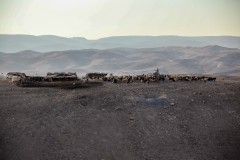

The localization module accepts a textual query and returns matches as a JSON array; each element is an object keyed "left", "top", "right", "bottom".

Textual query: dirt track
[{"left": 0, "top": 78, "right": 240, "bottom": 160}]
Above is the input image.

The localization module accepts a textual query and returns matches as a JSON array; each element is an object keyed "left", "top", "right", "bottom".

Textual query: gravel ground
[{"left": 0, "top": 77, "right": 240, "bottom": 160}]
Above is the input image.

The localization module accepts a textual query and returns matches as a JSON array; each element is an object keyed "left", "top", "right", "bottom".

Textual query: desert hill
[{"left": 0, "top": 46, "right": 239, "bottom": 76}]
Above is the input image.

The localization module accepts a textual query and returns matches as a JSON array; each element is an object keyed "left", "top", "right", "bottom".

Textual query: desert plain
[{"left": 0, "top": 77, "right": 239, "bottom": 160}]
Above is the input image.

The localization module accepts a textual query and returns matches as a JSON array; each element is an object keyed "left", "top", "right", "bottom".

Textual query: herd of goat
[
  {"left": 6, "top": 72, "right": 216, "bottom": 85},
  {"left": 93, "top": 74, "right": 216, "bottom": 83}
]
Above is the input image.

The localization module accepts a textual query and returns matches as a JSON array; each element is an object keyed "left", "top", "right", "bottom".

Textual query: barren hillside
[{"left": 0, "top": 46, "right": 240, "bottom": 76}]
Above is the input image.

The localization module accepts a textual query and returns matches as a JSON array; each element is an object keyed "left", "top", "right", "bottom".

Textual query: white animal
[{"left": 11, "top": 76, "right": 21, "bottom": 82}]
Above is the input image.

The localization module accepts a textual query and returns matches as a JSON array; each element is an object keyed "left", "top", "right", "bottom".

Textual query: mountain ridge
[{"left": 1, "top": 34, "right": 240, "bottom": 53}]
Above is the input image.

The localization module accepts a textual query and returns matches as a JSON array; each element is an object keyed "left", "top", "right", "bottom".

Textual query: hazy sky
[{"left": 0, "top": 0, "right": 239, "bottom": 39}]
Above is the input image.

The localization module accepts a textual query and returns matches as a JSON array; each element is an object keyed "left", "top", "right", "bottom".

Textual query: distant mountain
[
  {"left": 0, "top": 46, "right": 239, "bottom": 76},
  {"left": 0, "top": 34, "right": 240, "bottom": 53}
]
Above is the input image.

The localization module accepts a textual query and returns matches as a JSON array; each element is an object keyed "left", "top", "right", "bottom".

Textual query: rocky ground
[{"left": 0, "top": 77, "right": 240, "bottom": 160}]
